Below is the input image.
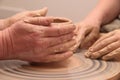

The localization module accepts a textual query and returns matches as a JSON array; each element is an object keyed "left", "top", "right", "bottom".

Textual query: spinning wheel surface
[{"left": 0, "top": 50, "right": 120, "bottom": 80}]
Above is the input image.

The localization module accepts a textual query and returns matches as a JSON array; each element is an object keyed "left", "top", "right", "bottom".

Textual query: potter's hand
[
  {"left": 0, "top": 7, "right": 47, "bottom": 30},
  {"left": 0, "top": 17, "right": 76, "bottom": 62},
  {"left": 85, "top": 30, "right": 120, "bottom": 61},
  {"left": 72, "top": 20, "right": 100, "bottom": 50}
]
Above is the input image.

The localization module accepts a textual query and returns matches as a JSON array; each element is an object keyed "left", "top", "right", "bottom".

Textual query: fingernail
[
  {"left": 85, "top": 51, "right": 91, "bottom": 58},
  {"left": 89, "top": 47, "right": 94, "bottom": 52},
  {"left": 23, "top": 19, "right": 30, "bottom": 23},
  {"left": 90, "top": 52, "right": 99, "bottom": 59}
]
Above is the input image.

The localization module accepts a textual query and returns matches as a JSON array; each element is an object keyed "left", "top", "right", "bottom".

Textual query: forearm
[{"left": 84, "top": 0, "right": 120, "bottom": 25}]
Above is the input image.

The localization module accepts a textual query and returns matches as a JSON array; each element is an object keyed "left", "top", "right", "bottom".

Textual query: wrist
[
  {"left": 83, "top": 16, "right": 102, "bottom": 27},
  {"left": 82, "top": 9, "right": 106, "bottom": 27},
  {"left": 79, "top": 18, "right": 101, "bottom": 28},
  {"left": 0, "top": 29, "right": 14, "bottom": 60}
]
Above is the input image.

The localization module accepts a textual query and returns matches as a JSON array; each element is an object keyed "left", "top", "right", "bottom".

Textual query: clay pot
[{"left": 52, "top": 17, "right": 72, "bottom": 24}]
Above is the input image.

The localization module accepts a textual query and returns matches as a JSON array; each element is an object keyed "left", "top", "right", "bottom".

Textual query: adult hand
[
  {"left": 72, "top": 20, "right": 100, "bottom": 51},
  {"left": 0, "top": 17, "right": 76, "bottom": 62},
  {"left": 85, "top": 30, "right": 120, "bottom": 61},
  {"left": 0, "top": 7, "right": 47, "bottom": 30}
]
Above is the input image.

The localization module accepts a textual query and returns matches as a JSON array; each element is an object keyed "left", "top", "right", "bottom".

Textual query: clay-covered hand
[
  {"left": 85, "top": 30, "right": 120, "bottom": 61},
  {"left": 73, "top": 20, "right": 100, "bottom": 50},
  {"left": 0, "top": 17, "right": 76, "bottom": 62},
  {"left": 0, "top": 7, "right": 47, "bottom": 30}
]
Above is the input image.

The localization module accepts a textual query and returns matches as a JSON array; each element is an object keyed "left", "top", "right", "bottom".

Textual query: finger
[
  {"left": 53, "top": 17, "right": 72, "bottom": 23},
  {"left": 89, "top": 35, "right": 118, "bottom": 52},
  {"left": 42, "top": 51, "right": 73, "bottom": 62},
  {"left": 36, "top": 33, "right": 74, "bottom": 49},
  {"left": 81, "top": 29, "right": 99, "bottom": 48},
  {"left": 102, "top": 47, "right": 120, "bottom": 60},
  {"left": 85, "top": 36, "right": 118, "bottom": 58},
  {"left": 68, "top": 24, "right": 87, "bottom": 51},
  {"left": 89, "top": 31, "right": 115, "bottom": 51},
  {"left": 24, "top": 17, "right": 54, "bottom": 26},
  {"left": 13, "top": 20, "right": 50, "bottom": 33},
  {"left": 20, "top": 23, "right": 75, "bottom": 37},
  {"left": 77, "top": 27, "right": 86, "bottom": 45},
  {"left": 78, "top": 25, "right": 94, "bottom": 48},
  {"left": 75, "top": 25, "right": 86, "bottom": 47},
  {"left": 90, "top": 40, "right": 120, "bottom": 59},
  {"left": 85, "top": 51, "right": 91, "bottom": 58},
  {"left": 27, "top": 7, "right": 48, "bottom": 17},
  {"left": 42, "top": 24, "right": 76, "bottom": 37},
  {"left": 45, "top": 40, "right": 76, "bottom": 54}
]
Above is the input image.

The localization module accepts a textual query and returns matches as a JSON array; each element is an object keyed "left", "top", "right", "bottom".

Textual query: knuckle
[
  {"left": 37, "top": 17, "right": 42, "bottom": 23},
  {"left": 115, "top": 49, "right": 120, "bottom": 54},
  {"left": 97, "top": 50, "right": 103, "bottom": 54},
  {"left": 45, "top": 19, "right": 51, "bottom": 24},
  {"left": 92, "top": 34, "right": 98, "bottom": 40},
  {"left": 106, "top": 45, "right": 113, "bottom": 50},
  {"left": 60, "top": 35, "right": 71, "bottom": 43},
  {"left": 100, "top": 41, "right": 105, "bottom": 46}
]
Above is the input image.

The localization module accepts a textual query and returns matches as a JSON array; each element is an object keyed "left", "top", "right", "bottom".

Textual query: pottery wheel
[{"left": 0, "top": 50, "right": 120, "bottom": 80}]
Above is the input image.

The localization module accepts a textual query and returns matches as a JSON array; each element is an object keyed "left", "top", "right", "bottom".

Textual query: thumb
[
  {"left": 30, "top": 7, "right": 48, "bottom": 17},
  {"left": 23, "top": 17, "right": 54, "bottom": 26},
  {"left": 75, "top": 23, "right": 86, "bottom": 48},
  {"left": 39, "top": 7, "right": 48, "bottom": 16}
]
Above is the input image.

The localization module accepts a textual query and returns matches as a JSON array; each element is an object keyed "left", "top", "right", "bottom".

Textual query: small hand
[{"left": 85, "top": 30, "right": 120, "bottom": 61}]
